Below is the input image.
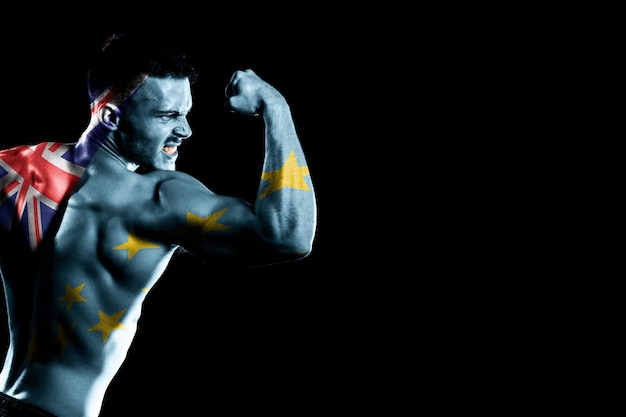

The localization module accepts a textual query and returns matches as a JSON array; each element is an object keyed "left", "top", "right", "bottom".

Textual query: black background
[
  {"left": 0, "top": 7, "right": 567, "bottom": 415},
  {"left": 0, "top": 16, "right": 382, "bottom": 415}
]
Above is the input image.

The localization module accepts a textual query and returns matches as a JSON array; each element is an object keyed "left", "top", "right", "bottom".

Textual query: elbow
[
  {"left": 291, "top": 241, "right": 314, "bottom": 260},
  {"left": 281, "top": 232, "right": 315, "bottom": 260},
  {"left": 269, "top": 226, "right": 316, "bottom": 262},
  {"left": 258, "top": 211, "right": 317, "bottom": 264}
]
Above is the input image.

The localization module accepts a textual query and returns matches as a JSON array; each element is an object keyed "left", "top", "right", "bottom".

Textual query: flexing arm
[
  {"left": 157, "top": 70, "right": 317, "bottom": 267},
  {"left": 226, "top": 69, "right": 317, "bottom": 261}
]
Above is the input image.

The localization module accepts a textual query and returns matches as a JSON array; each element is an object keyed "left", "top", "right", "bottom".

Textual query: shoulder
[
  {"left": 144, "top": 169, "right": 213, "bottom": 197},
  {"left": 140, "top": 169, "right": 225, "bottom": 216}
]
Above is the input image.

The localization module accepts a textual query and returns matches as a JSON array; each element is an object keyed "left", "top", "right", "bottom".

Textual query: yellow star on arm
[
  {"left": 88, "top": 309, "right": 127, "bottom": 343},
  {"left": 57, "top": 321, "right": 77, "bottom": 357},
  {"left": 259, "top": 150, "right": 310, "bottom": 200},
  {"left": 187, "top": 207, "right": 232, "bottom": 232},
  {"left": 57, "top": 282, "right": 88, "bottom": 311},
  {"left": 113, "top": 232, "right": 160, "bottom": 259}
]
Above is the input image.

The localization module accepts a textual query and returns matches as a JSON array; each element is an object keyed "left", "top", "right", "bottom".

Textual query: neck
[{"left": 75, "top": 118, "right": 139, "bottom": 172}]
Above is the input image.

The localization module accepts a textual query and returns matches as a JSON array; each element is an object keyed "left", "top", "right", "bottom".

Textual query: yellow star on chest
[
  {"left": 113, "top": 232, "right": 160, "bottom": 259},
  {"left": 259, "top": 150, "right": 310, "bottom": 199}
]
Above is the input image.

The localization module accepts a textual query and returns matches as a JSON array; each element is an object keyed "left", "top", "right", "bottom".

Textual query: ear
[{"left": 98, "top": 104, "right": 120, "bottom": 130}]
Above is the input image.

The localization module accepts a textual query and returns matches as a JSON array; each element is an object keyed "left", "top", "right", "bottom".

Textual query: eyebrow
[{"left": 155, "top": 108, "right": 192, "bottom": 117}]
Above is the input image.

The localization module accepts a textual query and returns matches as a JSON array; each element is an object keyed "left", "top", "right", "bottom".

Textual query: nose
[{"left": 174, "top": 117, "right": 192, "bottom": 139}]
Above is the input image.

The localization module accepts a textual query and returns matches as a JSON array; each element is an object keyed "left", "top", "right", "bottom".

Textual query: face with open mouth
[{"left": 117, "top": 76, "right": 193, "bottom": 171}]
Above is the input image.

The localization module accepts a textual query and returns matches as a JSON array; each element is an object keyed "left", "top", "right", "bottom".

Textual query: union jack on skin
[
  {"left": 0, "top": 141, "right": 89, "bottom": 251},
  {"left": 0, "top": 86, "right": 119, "bottom": 251}
]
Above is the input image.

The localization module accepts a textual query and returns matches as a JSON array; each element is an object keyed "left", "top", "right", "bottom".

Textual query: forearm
[{"left": 254, "top": 99, "right": 317, "bottom": 255}]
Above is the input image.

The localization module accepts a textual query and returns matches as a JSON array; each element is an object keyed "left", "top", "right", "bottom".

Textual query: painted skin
[{"left": 0, "top": 71, "right": 317, "bottom": 417}]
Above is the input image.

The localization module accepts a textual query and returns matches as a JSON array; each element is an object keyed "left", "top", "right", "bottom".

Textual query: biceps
[
  {"left": 157, "top": 177, "right": 292, "bottom": 265},
  {"left": 180, "top": 197, "right": 270, "bottom": 262}
]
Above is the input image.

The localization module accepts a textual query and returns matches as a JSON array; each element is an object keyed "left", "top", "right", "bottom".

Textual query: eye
[
  {"left": 161, "top": 110, "right": 190, "bottom": 121},
  {"left": 159, "top": 112, "right": 179, "bottom": 120}
]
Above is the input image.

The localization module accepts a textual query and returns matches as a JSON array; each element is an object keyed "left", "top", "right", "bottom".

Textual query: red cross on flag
[{"left": 0, "top": 142, "right": 86, "bottom": 251}]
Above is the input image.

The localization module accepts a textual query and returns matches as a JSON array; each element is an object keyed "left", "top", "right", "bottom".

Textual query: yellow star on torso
[
  {"left": 113, "top": 232, "right": 160, "bottom": 259},
  {"left": 57, "top": 321, "right": 77, "bottom": 356},
  {"left": 26, "top": 332, "right": 37, "bottom": 364},
  {"left": 259, "top": 150, "right": 310, "bottom": 199},
  {"left": 88, "top": 309, "right": 127, "bottom": 343},
  {"left": 57, "top": 282, "right": 87, "bottom": 311}
]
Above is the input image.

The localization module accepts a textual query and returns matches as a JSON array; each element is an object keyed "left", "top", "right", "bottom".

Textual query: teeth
[{"left": 163, "top": 146, "right": 177, "bottom": 155}]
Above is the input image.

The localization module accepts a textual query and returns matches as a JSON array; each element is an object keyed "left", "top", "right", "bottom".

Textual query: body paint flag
[
  {"left": 0, "top": 85, "right": 137, "bottom": 252},
  {"left": 0, "top": 142, "right": 88, "bottom": 251}
]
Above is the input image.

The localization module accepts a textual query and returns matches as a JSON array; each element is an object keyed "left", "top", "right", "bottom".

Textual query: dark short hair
[{"left": 87, "top": 32, "right": 199, "bottom": 104}]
